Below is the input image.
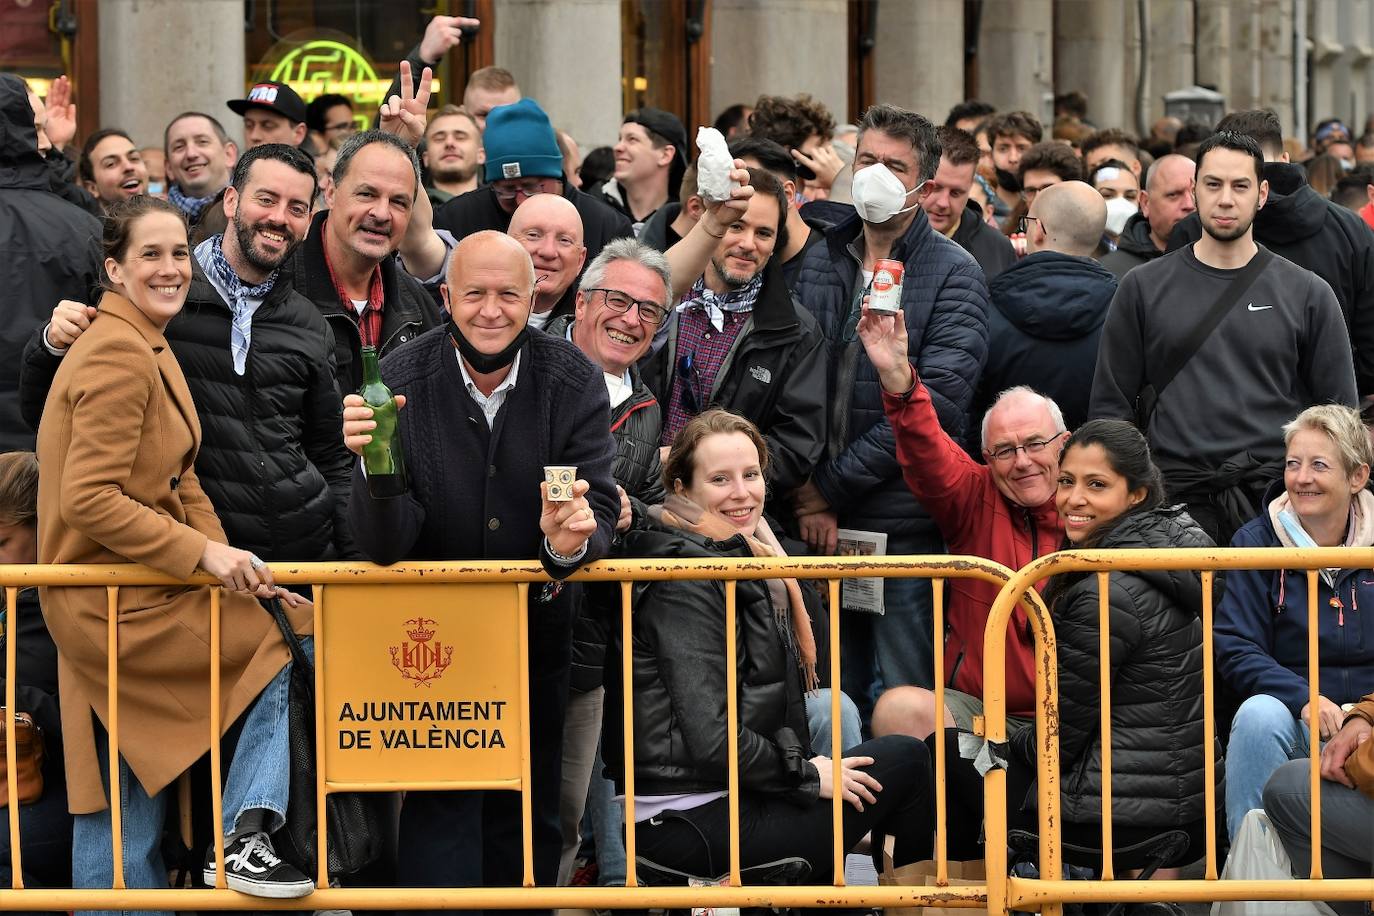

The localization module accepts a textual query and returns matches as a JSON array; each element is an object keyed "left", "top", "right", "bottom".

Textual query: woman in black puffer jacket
[
  {"left": 942, "top": 419, "right": 1220, "bottom": 880},
  {"left": 602, "top": 410, "right": 933, "bottom": 883}
]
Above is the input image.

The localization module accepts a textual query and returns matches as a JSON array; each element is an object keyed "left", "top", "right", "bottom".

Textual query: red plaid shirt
[
  {"left": 660, "top": 307, "right": 751, "bottom": 445},
  {"left": 322, "top": 217, "right": 385, "bottom": 348}
]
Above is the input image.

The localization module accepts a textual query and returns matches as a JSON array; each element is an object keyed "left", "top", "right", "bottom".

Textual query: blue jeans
[
  {"left": 585, "top": 742, "right": 626, "bottom": 886},
  {"left": 839, "top": 533, "right": 941, "bottom": 727},
  {"left": 805, "top": 689, "right": 863, "bottom": 756},
  {"left": 1226, "top": 693, "right": 1311, "bottom": 842},
  {"left": 73, "top": 637, "right": 310, "bottom": 915}
]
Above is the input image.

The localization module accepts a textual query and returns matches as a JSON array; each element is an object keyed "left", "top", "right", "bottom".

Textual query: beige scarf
[{"left": 655, "top": 494, "right": 820, "bottom": 693}]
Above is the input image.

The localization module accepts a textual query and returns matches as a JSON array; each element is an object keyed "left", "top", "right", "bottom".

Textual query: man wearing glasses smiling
[{"left": 852, "top": 302, "right": 1067, "bottom": 744}]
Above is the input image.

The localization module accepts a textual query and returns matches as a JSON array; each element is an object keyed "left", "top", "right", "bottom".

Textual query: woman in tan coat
[{"left": 36, "top": 197, "right": 314, "bottom": 902}]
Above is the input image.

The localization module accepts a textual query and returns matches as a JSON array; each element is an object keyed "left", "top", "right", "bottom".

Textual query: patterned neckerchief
[
  {"left": 676, "top": 273, "right": 763, "bottom": 332},
  {"left": 197, "top": 235, "right": 277, "bottom": 376}
]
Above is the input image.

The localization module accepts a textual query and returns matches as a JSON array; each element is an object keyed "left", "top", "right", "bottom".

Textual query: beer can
[{"left": 868, "top": 259, "right": 904, "bottom": 314}]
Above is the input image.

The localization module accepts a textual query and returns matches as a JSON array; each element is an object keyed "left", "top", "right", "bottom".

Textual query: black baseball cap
[{"left": 228, "top": 82, "right": 308, "bottom": 125}]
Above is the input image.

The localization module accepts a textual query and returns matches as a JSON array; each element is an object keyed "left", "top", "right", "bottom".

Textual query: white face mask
[
  {"left": 851, "top": 163, "right": 924, "bottom": 224},
  {"left": 1104, "top": 196, "right": 1138, "bottom": 236}
]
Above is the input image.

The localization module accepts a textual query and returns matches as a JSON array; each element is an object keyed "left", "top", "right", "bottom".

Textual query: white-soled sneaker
[{"left": 204, "top": 831, "right": 315, "bottom": 898}]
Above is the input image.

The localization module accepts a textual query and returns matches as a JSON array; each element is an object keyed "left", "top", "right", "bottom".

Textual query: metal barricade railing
[
  {"left": 982, "top": 546, "right": 1374, "bottom": 916},
  {"left": 0, "top": 554, "right": 1020, "bottom": 911}
]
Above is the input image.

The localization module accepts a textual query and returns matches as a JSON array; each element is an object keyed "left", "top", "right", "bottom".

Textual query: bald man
[
  {"left": 344, "top": 229, "right": 619, "bottom": 898},
  {"left": 507, "top": 193, "right": 587, "bottom": 330},
  {"left": 1102, "top": 153, "right": 1196, "bottom": 278},
  {"left": 971, "top": 180, "right": 1118, "bottom": 442}
]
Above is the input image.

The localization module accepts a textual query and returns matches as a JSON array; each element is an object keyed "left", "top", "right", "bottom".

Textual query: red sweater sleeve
[{"left": 881, "top": 370, "right": 986, "bottom": 534}]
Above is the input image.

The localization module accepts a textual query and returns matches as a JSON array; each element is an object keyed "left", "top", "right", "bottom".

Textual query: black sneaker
[{"left": 203, "top": 831, "right": 315, "bottom": 898}]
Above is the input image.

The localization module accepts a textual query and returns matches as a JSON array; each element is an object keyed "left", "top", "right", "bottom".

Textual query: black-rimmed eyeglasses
[{"left": 585, "top": 287, "right": 668, "bottom": 327}]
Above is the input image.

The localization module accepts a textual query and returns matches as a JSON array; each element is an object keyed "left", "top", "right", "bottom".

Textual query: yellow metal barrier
[
  {"left": 982, "top": 546, "right": 1374, "bottom": 916},
  {"left": 0, "top": 554, "right": 1018, "bottom": 911}
]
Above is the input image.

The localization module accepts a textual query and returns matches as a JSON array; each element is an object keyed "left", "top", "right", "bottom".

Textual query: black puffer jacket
[
  {"left": 20, "top": 259, "right": 357, "bottom": 561},
  {"left": 1168, "top": 161, "right": 1374, "bottom": 394},
  {"left": 289, "top": 210, "right": 441, "bottom": 396},
  {"left": 0, "top": 75, "right": 102, "bottom": 453},
  {"left": 796, "top": 207, "right": 988, "bottom": 539},
  {"left": 1012, "top": 506, "right": 1221, "bottom": 826},
  {"left": 971, "top": 250, "right": 1116, "bottom": 447},
  {"left": 602, "top": 523, "right": 817, "bottom": 802},
  {"left": 1099, "top": 212, "right": 1161, "bottom": 279}
]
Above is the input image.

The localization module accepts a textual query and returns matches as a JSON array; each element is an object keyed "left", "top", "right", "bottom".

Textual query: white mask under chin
[{"left": 851, "top": 163, "right": 924, "bottom": 224}]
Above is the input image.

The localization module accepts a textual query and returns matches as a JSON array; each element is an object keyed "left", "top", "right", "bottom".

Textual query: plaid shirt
[
  {"left": 660, "top": 275, "right": 762, "bottom": 445},
  {"left": 321, "top": 215, "right": 385, "bottom": 348}
]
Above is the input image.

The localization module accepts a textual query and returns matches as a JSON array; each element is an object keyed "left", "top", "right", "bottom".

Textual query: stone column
[
  {"left": 494, "top": 0, "right": 622, "bottom": 149},
  {"left": 1147, "top": 0, "right": 1195, "bottom": 123},
  {"left": 1260, "top": 0, "right": 1298, "bottom": 136},
  {"left": 710, "top": 0, "right": 848, "bottom": 128},
  {"left": 1228, "top": 0, "right": 1263, "bottom": 113},
  {"left": 1194, "top": 0, "right": 1232, "bottom": 104},
  {"left": 873, "top": 0, "right": 963, "bottom": 123},
  {"left": 99, "top": 0, "right": 244, "bottom": 149},
  {"left": 1054, "top": 0, "right": 1128, "bottom": 131},
  {"left": 977, "top": 0, "right": 1053, "bottom": 118}
]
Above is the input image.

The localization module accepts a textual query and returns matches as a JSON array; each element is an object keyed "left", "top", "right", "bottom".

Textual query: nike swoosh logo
[{"left": 1247, "top": 303, "right": 1273, "bottom": 311}]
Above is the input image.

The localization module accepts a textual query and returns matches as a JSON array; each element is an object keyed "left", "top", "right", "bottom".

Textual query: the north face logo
[
  {"left": 247, "top": 84, "right": 280, "bottom": 105},
  {"left": 749, "top": 366, "right": 772, "bottom": 384},
  {"left": 502, "top": 162, "right": 522, "bottom": 179}
]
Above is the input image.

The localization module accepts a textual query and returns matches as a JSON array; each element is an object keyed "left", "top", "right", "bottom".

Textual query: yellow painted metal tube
[
  {"left": 618, "top": 579, "right": 637, "bottom": 887},
  {"left": 314, "top": 584, "right": 328, "bottom": 888},
  {"left": 515, "top": 582, "right": 534, "bottom": 887},
  {"left": 1200, "top": 570, "right": 1218, "bottom": 880},
  {"left": 724, "top": 579, "right": 741, "bottom": 885},
  {"left": 4, "top": 587, "right": 20, "bottom": 889},
  {"left": 828, "top": 577, "right": 844, "bottom": 886},
  {"left": 1096, "top": 572, "right": 1113, "bottom": 880},
  {"left": 209, "top": 588, "right": 225, "bottom": 888},
  {"left": 105, "top": 586, "right": 124, "bottom": 890},
  {"left": 1307, "top": 568, "right": 1322, "bottom": 879},
  {"left": 932, "top": 577, "right": 947, "bottom": 885}
]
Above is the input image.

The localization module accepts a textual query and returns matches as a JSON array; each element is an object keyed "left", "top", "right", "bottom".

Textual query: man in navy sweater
[{"left": 344, "top": 230, "right": 619, "bottom": 901}]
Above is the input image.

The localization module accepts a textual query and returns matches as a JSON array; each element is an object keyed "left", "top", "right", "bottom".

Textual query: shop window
[{"left": 620, "top": 0, "right": 710, "bottom": 132}]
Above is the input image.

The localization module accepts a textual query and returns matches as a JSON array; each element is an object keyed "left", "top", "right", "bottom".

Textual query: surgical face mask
[
  {"left": 1104, "top": 196, "right": 1138, "bottom": 236},
  {"left": 851, "top": 163, "right": 924, "bottom": 224}
]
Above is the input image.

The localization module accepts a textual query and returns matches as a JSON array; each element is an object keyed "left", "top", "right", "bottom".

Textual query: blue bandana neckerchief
[{"left": 197, "top": 236, "right": 277, "bottom": 376}]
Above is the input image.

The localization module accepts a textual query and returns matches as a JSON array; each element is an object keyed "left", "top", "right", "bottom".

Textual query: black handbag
[{"left": 262, "top": 596, "right": 387, "bottom": 877}]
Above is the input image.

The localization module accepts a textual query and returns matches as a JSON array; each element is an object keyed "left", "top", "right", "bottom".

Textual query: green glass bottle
[{"left": 359, "top": 346, "right": 407, "bottom": 498}]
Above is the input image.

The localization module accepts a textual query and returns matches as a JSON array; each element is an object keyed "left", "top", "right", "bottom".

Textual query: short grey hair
[
  {"left": 578, "top": 237, "right": 672, "bottom": 306},
  {"left": 333, "top": 129, "right": 422, "bottom": 193},
  {"left": 981, "top": 385, "right": 1067, "bottom": 447}
]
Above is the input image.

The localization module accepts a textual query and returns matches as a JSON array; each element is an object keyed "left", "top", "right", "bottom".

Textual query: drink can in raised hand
[{"left": 868, "top": 258, "right": 904, "bottom": 315}]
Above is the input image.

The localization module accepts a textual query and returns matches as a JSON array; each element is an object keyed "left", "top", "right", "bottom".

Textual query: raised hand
[
  {"left": 698, "top": 160, "right": 755, "bottom": 238},
  {"left": 419, "top": 14, "right": 480, "bottom": 64},
  {"left": 43, "top": 75, "right": 78, "bottom": 150},
  {"left": 856, "top": 303, "right": 914, "bottom": 394},
  {"left": 380, "top": 61, "right": 433, "bottom": 147}
]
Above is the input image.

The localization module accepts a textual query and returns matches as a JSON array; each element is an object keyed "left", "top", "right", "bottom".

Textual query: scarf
[
  {"left": 197, "top": 236, "right": 277, "bottom": 376},
  {"left": 1268, "top": 488, "right": 1374, "bottom": 588},
  {"left": 676, "top": 274, "right": 762, "bottom": 333},
  {"left": 168, "top": 183, "right": 217, "bottom": 221},
  {"left": 655, "top": 494, "right": 819, "bottom": 693}
]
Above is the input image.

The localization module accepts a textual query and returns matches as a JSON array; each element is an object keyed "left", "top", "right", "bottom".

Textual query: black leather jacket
[{"left": 602, "top": 523, "right": 817, "bottom": 803}]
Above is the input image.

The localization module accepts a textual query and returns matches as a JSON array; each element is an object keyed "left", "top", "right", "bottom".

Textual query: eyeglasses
[
  {"left": 1017, "top": 215, "right": 1043, "bottom": 234},
  {"left": 325, "top": 121, "right": 356, "bottom": 134},
  {"left": 492, "top": 178, "right": 560, "bottom": 201},
  {"left": 585, "top": 287, "right": 668, "bottom": 327},
  {"left": 985, "top": 430, "right": 1066, "bottom": 463}
]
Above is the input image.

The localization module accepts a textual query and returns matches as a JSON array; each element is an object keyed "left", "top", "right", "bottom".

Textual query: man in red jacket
[{"left": 856, "top": 301, "right": 1066, "bottom": 738}]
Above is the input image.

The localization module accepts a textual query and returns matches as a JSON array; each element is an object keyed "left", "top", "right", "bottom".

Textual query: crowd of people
[{"left": 5, "top": 12, "right": 1374, "bottom": 916}]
